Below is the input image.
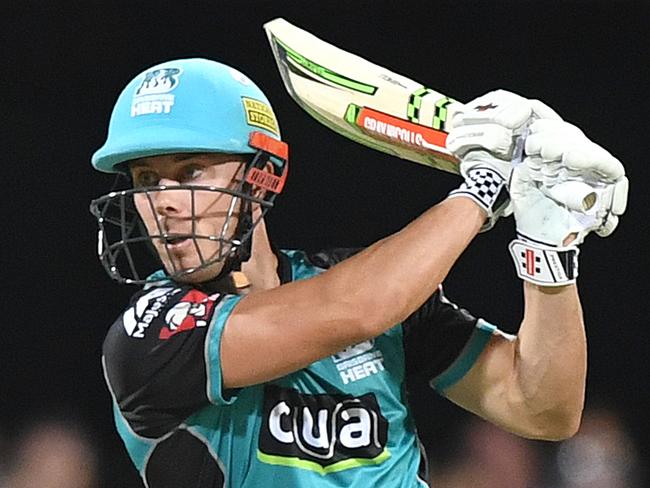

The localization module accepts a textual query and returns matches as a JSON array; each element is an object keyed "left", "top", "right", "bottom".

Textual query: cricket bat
[{"left": 263, "top": 18, "right": 597, "bottom": 213}]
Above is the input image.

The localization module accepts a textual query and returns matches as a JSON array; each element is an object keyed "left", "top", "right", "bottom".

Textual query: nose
[{"left": 153, "top": 179, "right": 186, "bottom": 217}]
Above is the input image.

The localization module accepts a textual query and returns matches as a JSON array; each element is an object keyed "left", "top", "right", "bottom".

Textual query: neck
[{"left": 240, "top": 217, "right": 280, "bottom": 293}]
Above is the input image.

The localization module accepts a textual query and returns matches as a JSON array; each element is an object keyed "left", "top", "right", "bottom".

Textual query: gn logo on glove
[{"left": 258, "top": 385, "right": 389, "bottom": 474}]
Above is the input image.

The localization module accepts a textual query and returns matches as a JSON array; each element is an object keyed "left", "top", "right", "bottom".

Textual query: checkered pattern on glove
[{"left": 447, "top": 166, "right": 508, "bottom": 218}]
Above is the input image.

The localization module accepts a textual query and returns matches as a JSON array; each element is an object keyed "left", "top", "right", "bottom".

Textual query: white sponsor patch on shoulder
[{"left": 123, "top": 287, "right": 180, "bottom": 338}]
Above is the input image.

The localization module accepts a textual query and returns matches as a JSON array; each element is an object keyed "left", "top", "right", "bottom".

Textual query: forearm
[
  {"left": 513, "top": 282, "right": 586, "bottom": 437},
  {"left": 313, "top": 196, "right": 484, "bottom": 333},
  {"left": 225, "top": 197, "right": 484, "bottom": 386}
]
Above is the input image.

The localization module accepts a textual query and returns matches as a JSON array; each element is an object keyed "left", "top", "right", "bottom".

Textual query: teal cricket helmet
[
  {"left": 90, "top": 58, "right": 289, "bottom": 286},
  {"left": 92, "top": 58, "right": 283, "bottom": 173}
]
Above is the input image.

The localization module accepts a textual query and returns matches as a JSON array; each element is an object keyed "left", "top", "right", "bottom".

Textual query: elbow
[
  {"left": 550, "top": 404, "right": 584, "bottom": 440},
  {"left": 522, "top": 403, "right": 584, "bottom": 441},
  {"left": 535, "top": 416, "right": 581, "bottom": 442}
]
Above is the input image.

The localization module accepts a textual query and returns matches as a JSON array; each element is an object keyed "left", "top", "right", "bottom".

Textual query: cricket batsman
[{"left": 90, "top": 57, "right": 627, "bottom": 487}]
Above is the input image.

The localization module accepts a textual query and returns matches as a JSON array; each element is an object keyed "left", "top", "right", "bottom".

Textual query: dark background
[{"left": 3, "top": 1, "right": 648, "bottom": 485}]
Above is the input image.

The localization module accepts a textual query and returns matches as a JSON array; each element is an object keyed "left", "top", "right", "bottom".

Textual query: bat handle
[
  {"left": 542, "top": 181, "right": 598, "bottom": 213},
  {"left": 512, "top": 128, "right": 598, "bottom": 213}
]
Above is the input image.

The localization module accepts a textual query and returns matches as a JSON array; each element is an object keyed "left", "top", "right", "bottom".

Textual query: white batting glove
[
  {"left": 446, "top": 89, "right": 561, "bottom": 231},
  {"left": 524, "top": 118, "right": 628, "bottom": 237},
  {"left": 509, "top": 165, "right": 586, "bottom": 287},
  {"left": 509, "top": 125, "right": 628, "bottom": 286}
]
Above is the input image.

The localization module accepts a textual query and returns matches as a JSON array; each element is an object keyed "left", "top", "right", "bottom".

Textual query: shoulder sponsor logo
[
  {"left": 242, "top": 97, "right": 279, "bottom": 135},
  {"left": 123, "top": 287, "right": 180, "bottom": 338},
  {"left": 158, "top": 289, "right": 219, "bottom": 340},
  {"left": 122, "top": 287, "right": 220, "bottom": 339},
  {"left": 332, "top": 340, "right": 385, "bottom": 385},
  {"left": 259, "top": 385, "right": 389, "bottom": 474},
  {"left": 131, "top": 67, "right": 183, "bottom": 117}
]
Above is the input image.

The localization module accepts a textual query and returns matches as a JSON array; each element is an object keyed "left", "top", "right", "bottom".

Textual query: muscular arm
[
  {"left": 443, "top": 282, "right": 586, "bottom": 440},
  {"left": 221, "top": 197, "right": 485, "bottom": 388}
]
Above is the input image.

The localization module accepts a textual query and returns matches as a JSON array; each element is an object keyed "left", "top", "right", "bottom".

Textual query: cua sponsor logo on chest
[{"left": 258, "top": 385, "right": 389, "bottom": 473}]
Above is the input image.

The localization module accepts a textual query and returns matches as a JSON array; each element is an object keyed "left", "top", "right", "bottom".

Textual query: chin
[{"left": 163, "top": 256, "right": 227, "bottom": 284}]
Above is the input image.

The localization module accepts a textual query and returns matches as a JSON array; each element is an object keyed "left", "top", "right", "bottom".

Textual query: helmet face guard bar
[{"left": 89, "top": 133, "right": 289, "bottom": 285}]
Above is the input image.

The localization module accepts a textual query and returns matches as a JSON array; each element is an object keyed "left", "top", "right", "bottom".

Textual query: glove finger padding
[
  {"left": 521, "top": 117, "right": 628, "bottom": 237},
  {"left": 526, "top": 119, "right": 625, "bottom": 181},
  {"left": 529, "top": 99, "right": 563, "bottom": 121},
  {"left": 561, "top": 144, "right": 625, "bottom": 180},
  {"left": 525, "top": 120, "right": 586, "bottom": 162},
  {"left": 448, "top": 89, "right": 535, "bottom": 160}
]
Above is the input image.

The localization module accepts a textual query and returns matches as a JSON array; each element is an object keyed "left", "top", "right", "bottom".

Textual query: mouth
[{"left": 161, "top": 234, "right": 192, "bottom": 250}]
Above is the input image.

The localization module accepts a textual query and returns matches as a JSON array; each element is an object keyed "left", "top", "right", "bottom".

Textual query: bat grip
[
  {"left": 542, "top": 181, "right": 598, "bottom": 213},
  {"left": 512, "top": 128, "right": 597, "bottom": 213}
]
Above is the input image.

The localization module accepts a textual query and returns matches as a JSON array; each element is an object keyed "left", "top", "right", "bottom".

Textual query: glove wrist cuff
[
  {"left": 448, "top": 165, "right": 508, "bottom": 211},
  {"left": 508, "top": 237, "right": 579, "bottom": 286},
  {"left": 448, "top": 166, "right": 509, "bottom": 232}
]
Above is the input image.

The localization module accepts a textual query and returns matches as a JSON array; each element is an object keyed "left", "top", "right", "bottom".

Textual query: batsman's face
[{"left": 130, "top": 153, "right": 248, "bottom": 283}]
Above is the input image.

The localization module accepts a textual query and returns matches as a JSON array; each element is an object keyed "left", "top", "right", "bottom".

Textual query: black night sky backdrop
[{"left": 3, "top": 1, "right": 648, "bottom": 485}]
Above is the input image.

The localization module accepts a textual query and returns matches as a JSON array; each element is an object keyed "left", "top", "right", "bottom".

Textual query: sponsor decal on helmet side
[
  {"left": 131, "top": 67, "right": 183, "bottom": 117},
  {"left": 258, "top": 385, "right": 390, "bottom": 475},
  {"left": 242, "top": 97, "right": 280, "bottom": 135}
]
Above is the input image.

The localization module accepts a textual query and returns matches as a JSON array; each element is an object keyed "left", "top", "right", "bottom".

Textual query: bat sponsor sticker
[{"left": 350, "top": 105, "right": 452, "bottom": 158}]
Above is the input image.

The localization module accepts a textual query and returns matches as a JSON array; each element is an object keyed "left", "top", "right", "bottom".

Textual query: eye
[
  {"left": 179, "top": 164, "right": 204, "bottom": 183},
  {"left": 133, "top": 170, "right": 160, "bottom": 187}
]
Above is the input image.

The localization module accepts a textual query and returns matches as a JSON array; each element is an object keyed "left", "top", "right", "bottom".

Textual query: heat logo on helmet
[
  {"left": 258, "top": 385, "right": 389, "bottom": 475},
  {"left": 136, "top": 68, "right": 182, "bottom": 95},
  {"left": 131, "top": 67, "right": 183, "bottom": 117}
]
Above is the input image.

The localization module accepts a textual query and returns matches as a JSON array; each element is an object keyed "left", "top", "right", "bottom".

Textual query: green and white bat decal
[
  {"left": 264, "top": 18, "right": 599, "bottom": 212},
  {"left": 264, "top": 18, "right": 460, "bottom": 175}
]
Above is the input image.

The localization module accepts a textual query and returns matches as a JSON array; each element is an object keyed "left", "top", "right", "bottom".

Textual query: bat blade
[
  {"left": 263, "top": 18, "right": 597, "bottom": 213},
  {"left": 263, "top": 18, "right": 461, "bottom": 175}
]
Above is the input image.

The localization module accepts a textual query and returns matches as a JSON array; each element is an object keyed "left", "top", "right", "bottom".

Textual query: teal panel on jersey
[
  {"left": 113, "top": 403, "right": 155, "bottom": 474},
  {"left": 205, "top": 294, "right": 244, "bottom": 405},
  {"left": 429, "top": 318, "right": 497, "bottom": 391}
]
